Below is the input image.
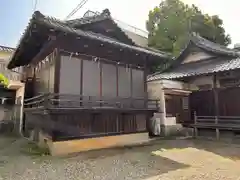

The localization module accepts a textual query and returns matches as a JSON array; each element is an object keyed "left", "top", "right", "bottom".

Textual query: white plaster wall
[
  {"left": 165, "top": 117, "right": 177, "bottom": 126},
  {"left": 148, "top": 79, "right": 187, "bottom": 98},
  {"left": 7, "top": 81, "right": 25, "bottom": 134},
  {"left": 148, "top": 81, "right": 162, "bottom": 100},
  {"left": 161, "top": 79, "right": 186, "bottom": 89},
  {"left": 188, "top": 75, "right": 214, "bottom": 90},
  {"left": 148, "top": 80, "right": 187, "bottom": 136},
  {"left": 147, "top": 81, "right": 165, "bottom": 135},
  {"left": 15, "top": 84, "right": 25, "bottom": 134}
]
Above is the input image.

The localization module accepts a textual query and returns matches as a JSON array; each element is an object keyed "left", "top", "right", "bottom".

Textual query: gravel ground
[{"left": 0, "top": 136, "right": 240, "bottom": 180}]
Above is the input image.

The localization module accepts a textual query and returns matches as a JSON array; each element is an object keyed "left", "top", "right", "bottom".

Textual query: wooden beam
[
  {"left": 31, "top": 37, "right": 58, "bottom": 66},
  {"left": 213, "top": 74, "right": 220, "bottom": 140},
  {"left": 130, "top": 66, "right": 133, "bottom": 97},
  {"left": 99, "top": 61, "right": 103, "bottom": 98},
  {"left": 54, "top": 49, "right": 61, "bottom": 94},
  {"left": 116, "top": 63, "right": 119, "bottom": 97},
  {"left": 130, "top": 65, "right": 133, "bottom": 107},
  {"left": 213, "top": 74, "right": 219, "bottom": 116},
  {"left": 143, "top": 59, "right": 148, "bottom": 108},
  {"left": 80, "top": 59, "right": 83, "bottom": 95}
]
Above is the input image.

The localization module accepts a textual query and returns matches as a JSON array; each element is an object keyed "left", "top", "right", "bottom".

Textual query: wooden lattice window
[{"left": 182, "top": 96, "right": 189, "bottom": 110}]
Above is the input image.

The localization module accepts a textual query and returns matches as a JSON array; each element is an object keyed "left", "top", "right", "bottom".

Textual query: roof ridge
[
  {"left": 190, "top": 33, "right": 240, "bottom": 57},
  {"left": 8, "top": 10, "right": 169, "bottom": 69},
  {"left": 65, "top": 9, "right": 111, "bottom": 26},
  {"left": 0, "top": 45, "right": 15, "bottom": 50},
  {"left": 148, "top": 56, "right": 240, "bottom": 81},
  {"left": 148, "top": 33, "right": 240, "bottom": 80},
  {"left": 33, "top": 10, "right": 135, "bottom": 45},
  {"left": 63, "top": 9, "right": 138, "bottom": 46}
]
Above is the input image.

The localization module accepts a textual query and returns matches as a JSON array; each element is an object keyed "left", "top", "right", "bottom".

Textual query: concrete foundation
[{"left": 38, "top": 132, "right": 150, "bottom": 156}]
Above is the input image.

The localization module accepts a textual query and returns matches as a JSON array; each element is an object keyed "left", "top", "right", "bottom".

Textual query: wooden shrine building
[
  {"left": 148, "top": 33, "right": 240, "bottom": 138},
  {"left": 7, "top": 10, "right": 169, "bottom": 155}
]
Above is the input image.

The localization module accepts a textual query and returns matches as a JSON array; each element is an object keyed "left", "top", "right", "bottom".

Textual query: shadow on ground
[
  {"left": 1, "top": 135, "right": 240, "bottom": 180},
  {"left": 0, "top": 135, "right": 190, "bottom": 180}
]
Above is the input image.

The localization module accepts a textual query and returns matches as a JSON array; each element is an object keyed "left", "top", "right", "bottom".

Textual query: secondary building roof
[
  {"left": 0, "top": 46, "right": 15, "bottom": 53},
  {"left": 149, "top": 57, "right": 240, "bottom": 80},
  {"left": 148, "top": 33, "right": 240, "bottom": 81},
  {"left": 189, "top": 33, "right": 239, "bottom": 57}
]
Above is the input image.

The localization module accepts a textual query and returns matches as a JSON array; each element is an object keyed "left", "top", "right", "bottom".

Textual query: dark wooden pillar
[
  {"left": 80, "top": 59, "right": 83, "bottom": 95},
  {"left": 213, "top": 74, "right": 220, "bottom": 139},
  {"left": 213, "top": 74, "right": 219, "bottom": 116},
  {"left": 143, "top": 58, "right": 152, "bottom": 136},
  {"left": 116, "top": 63, "right": 119, "bottom": 97},
  {"left": 130, "top": 66, "right": 133, "bottom": 97},
  {"left": 80, "top": 59, "right": 83, "bottom": 106},
  {"left": 143, "top": 64, "right": 148, "bottom": 109},
  {"left": 99, "top": 61, "right": 103, "bottom": 98},
  {"left": 54, "top": 49, "right": 61, "bottom": 94},
  {"left": 47, "top": 57, "right": 51, "bottom": 92},
  {"left": 130, "top": 65, "right": 133, "bottom": 107},
  {"left": 32, "top": 67, "right": 37, "bottom": 96}
]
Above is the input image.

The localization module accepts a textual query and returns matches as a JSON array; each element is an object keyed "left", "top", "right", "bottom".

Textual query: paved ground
[{"left": 0, "top": 136, "right": 240, "bottom": 180}]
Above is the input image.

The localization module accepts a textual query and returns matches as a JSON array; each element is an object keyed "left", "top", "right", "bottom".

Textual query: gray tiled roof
[
  {"left": 147, "top": 33, "right": 240, "bottom": 81},
  {"left": 0, "top": 46, "right": 15, "bottom": 53},
  {"left": 65, "top": 9, "right": 136, "bottom": 46},
  {"left": 148, "top": 57, "right": 240, "bottom": 81},
  {"left": 191, "top": 33, "right": 240, "bottom": 57},
  {"left": 8, "top": 10, "right": 169, "bottom": 69},
  {"left": 65, "top": 10, "right": 110, "bottom": 26},
  {"left": 38, "top": 11, "right": 168, "bottom": 58}
]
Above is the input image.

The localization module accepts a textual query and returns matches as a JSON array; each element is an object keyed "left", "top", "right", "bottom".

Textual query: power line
[
  {"left": 65, "top": 0, "right": 88, "bottom": 19},
  {"left": 65, "top": 0, "right": 89, "bottom": 20},
  {"left": 33, "top": 0, "right": 38, "bottom": 12}
]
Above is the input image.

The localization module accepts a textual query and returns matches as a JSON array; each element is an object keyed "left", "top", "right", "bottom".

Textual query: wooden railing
[
  {"left": 192, "top": 112, "right": 240, "bottom": 139},
  {"left": 23, "top": 93, "right": 159, "bottom": 140},
  {"left": 24, "top": 94, "right": 46, "bottom": 109},
  {"left": 24, "top": 93, "right": 159, "bottom": 111}
]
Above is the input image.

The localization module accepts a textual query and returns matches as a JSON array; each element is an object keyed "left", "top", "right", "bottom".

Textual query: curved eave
[
  {"left": 7, "top": 12, "right": 39, "bottom": 69},
  {"left": 8, "top": 11, "right": 169, "bottom": 69}
]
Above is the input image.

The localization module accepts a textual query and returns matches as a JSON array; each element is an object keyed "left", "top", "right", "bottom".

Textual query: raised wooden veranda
[
  {"left": 23, "top": 93, "right": 159, "bottom": 155},
  {"left": 190, "top": 86, "right": 240, "bottom": 140}
]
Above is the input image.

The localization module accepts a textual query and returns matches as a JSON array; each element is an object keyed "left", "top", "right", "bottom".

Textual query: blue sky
[{"left": 0, "top": 0, "right": 239, "bottom": 48}]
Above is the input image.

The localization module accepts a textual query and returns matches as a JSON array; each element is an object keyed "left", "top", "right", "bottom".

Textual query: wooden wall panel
[
  {"left": 35, "top": 55, "right": 55, "bottom": 94},
  {"left": 48, "top": 62, "right": 55, "bottom": 93},
  {"left": 82, "top": 60, "right": 100, "bottom": 96},
  {"left": 132, "top": 69, "right": 144, "bottom": 97},
  {"left": 102, "top": 63, "right": 117, "bottom": 97},
  {"left": 118, "top": 66, "right": 131, "bottom": 97},
  {"left": 59, "top": 56, "right": 81, "bottom": 95}
]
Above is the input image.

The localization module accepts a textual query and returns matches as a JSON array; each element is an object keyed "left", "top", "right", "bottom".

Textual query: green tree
[
  {"left": 146, "top": 0, "right": 231, "bottom": 57},
  {"left": 0, "top": 74, "right": 9, "bottom": 87}
]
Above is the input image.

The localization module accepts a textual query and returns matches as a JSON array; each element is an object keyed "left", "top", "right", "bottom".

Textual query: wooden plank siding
[
  {"left": 59, "top": 53, "right": 145, "bottom": 107},
  {"left": 50, "top": 112, "right": 147, "bottom": 141},
  {"left": 165, "top": 94, "right": 190, "bottom": 124},
  {"left": 22, "top": 40, "right": 157, "bottom": 142},
  {"left": 189, "top": 86, "right": 240, "bottom": 124},
  {"left": 23, "top": 94, "right": 157, "bottom": 141}
]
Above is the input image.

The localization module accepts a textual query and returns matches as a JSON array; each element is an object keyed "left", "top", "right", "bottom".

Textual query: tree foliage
[
  {"left": 0, "top": 73, "right": 9, "bottom": 87},
  {"left": 146, "top": 0, "right": 231, "bottom": 56}
]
